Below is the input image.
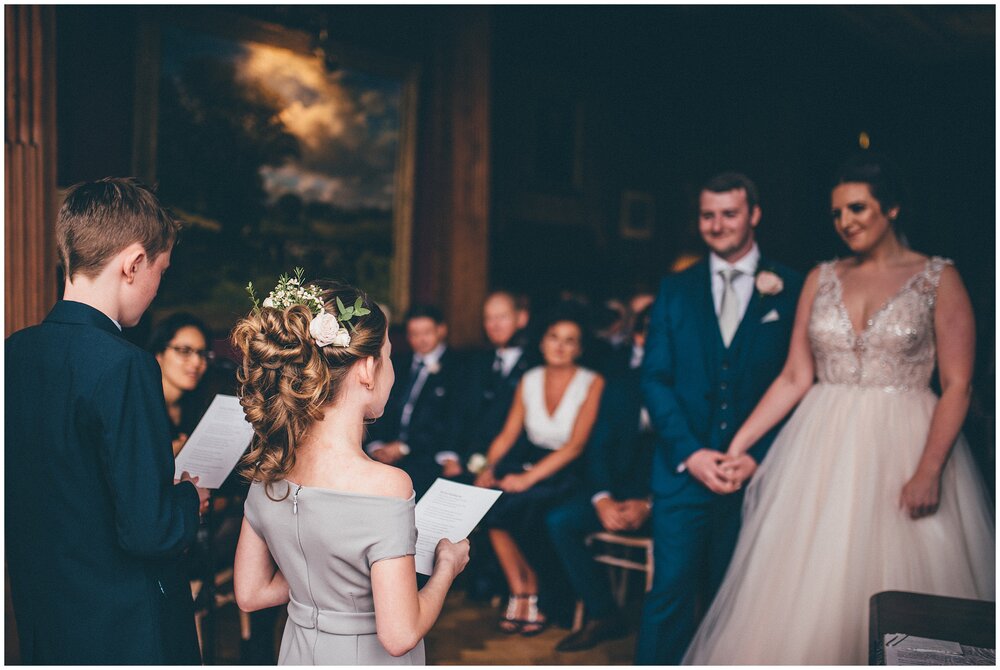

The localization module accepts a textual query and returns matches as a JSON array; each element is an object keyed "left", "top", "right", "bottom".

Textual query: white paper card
[
  {"left": 173, "top": 394, "right": 254, "bottom": 489},
  {"left": 414, "top": 478, "right": 502, "bottom": 576},
  {"left": 884, "top": 633, "right": 995, "bottom": 665}
]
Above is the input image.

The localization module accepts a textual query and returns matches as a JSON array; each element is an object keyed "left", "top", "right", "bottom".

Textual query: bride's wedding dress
[{"left": 684, "top": 257, "right": 995, "bottom": 664}]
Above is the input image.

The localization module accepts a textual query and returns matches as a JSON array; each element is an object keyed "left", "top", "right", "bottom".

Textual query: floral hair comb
[{"left": 246, "top": 268, "right": 370, "bottom": 348}]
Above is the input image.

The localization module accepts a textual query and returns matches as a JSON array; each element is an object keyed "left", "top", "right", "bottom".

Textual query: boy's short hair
[{"left": 57, "top": 177, "right": 181, "bottom": 280}]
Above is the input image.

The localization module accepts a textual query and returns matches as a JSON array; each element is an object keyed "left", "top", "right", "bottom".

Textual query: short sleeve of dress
[
  {"left": 366, "top": 496, "right": 418, "bottom": 567},
  {"left": 243, "top": 481, "right": 265, "bottom": 537}
]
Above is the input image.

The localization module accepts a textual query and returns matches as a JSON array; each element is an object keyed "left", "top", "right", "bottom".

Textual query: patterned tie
[
  {"left": 398, "top": 358, "right": 425, "bottom": 441},
  {"left": 718, "top": 268, "right": 742, "bottom": 347},
  {"left": 400, "top": 358, "right": 425, "bottom": 407}
]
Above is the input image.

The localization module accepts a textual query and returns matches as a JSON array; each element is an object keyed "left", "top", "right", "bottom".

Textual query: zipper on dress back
[{"left": 293, "top": 484, "right": 302, "bottom": 514}]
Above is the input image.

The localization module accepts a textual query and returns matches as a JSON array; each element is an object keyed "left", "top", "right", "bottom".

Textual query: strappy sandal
[
  {"left": 498, "top": 594, "right": 524, "bottom": 634},
  {"left": 518, "top": 594, "right": 548, "bottom": 637}
]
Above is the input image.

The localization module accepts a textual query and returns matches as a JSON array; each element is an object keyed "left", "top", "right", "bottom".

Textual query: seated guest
[
  {"left": 474, "top": 306, "right": 605, "bottom": 635},
  {"left": 599, "top": 291, "right": 656, "bottom": 378},
  {"left": 147, "top": 312, "right": 214, "bottom": 455},
  {"left": 459, "top": 290, "right": 539, "bottom": 600},
  {"left": 461, "top": 290, "right": 539, "bottom": 471},
  {"left": 546, "top": 305, "right": 655, "bottom": 652},
  {"left": 149, "top": 313, "right": 281, "bottom": 663},
  {"left": 365, "top": 304, "right": 465, "bottom": 497}
]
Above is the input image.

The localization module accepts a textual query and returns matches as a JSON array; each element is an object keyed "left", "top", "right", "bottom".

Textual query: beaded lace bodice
[{"left": 808, "top": 257, "right": 951, "bottom": 392}]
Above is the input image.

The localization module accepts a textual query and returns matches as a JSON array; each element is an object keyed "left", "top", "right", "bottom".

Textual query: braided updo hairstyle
[{"left": 231, "top": 280, "right": 387, "bottom": 490}]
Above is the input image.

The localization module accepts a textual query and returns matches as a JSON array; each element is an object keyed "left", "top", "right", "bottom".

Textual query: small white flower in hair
[
  {"left": 262, "top": 297, "right": 274, "bottom": 308},
  {"left": 310, "top": 312, "right": 349, "bottom": 348},
  {"left": 331, "top": 327, "right": 352, "bottom": 348}
]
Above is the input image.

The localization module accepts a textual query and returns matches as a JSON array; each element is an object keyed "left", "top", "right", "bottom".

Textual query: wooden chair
[
  {"left": 188, "top": 494, "right": 252, "bottom": 662},
  {"left": 191, "top": 566, "right": 252, "bottom": 656},
  {"left": 572, "top": 531, "right": 654, "bottom": 630}
]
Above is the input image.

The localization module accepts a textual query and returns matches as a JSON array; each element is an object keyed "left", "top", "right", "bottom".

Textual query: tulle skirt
[{"left": 683, "top": 383, "right": 995, "bottom": 665}]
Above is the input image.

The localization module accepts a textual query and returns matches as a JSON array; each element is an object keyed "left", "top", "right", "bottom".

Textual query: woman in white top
[{"left": 474, "top": 309, "right": 605, "bottom": 636}]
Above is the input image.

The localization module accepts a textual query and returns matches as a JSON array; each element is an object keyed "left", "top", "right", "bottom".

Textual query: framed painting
[
  {"left": 619, "top": 190, "right": 655, "bottom": 240},
  {"left": 133, "top": 10, "right": 417, "bottom": 330}
]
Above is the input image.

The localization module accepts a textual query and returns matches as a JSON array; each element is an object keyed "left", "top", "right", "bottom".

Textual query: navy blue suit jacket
[
  {"left": 584, "top": 368, "right": 653, "bottom": 501},
  {"left": 641, "top": 258, "right": 802, "bottom": 503},
  {"left": 366, "top": 348, "right": 466, "bottom": 491},
  {"left": 5, "top": 301, "right": 202, "bottom": 664},
  {"left": 458, "top": 347, "right": 538, "bottom": 460}
]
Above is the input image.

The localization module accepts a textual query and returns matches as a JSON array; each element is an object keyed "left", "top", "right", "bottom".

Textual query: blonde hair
[{"left": 231, "top": 280, "right": 386, "bottom": 492}]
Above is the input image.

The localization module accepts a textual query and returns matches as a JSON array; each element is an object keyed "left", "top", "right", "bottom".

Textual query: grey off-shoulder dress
[{"left": 243, "top": 480, "right": 423, "bottom": 665}]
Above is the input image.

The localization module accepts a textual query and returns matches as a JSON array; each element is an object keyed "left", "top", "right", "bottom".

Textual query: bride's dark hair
[
  {"left": 231, "top": 280, "right": 386, "bottom": 492},
  {"left": 832, "top": 153, "right": 909, "bottom": 224}
]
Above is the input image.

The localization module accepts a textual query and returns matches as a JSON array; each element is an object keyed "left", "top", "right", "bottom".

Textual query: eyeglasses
[{"left": 166, "top": 345, "right": 215, "bottom": 362}]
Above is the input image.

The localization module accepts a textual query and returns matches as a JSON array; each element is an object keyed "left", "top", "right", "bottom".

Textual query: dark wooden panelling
[{"left": 5, "top": 5, "right": 58, "bottom": 337}]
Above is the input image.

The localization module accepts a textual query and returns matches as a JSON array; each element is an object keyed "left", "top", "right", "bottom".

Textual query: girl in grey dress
[{"left": 230, "top": 278, "right": 470, "bottom": 665}]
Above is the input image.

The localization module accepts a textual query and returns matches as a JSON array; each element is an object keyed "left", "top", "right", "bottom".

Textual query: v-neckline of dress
[
  {"left": 831, "top": 258, "right": 930, "bottom": 341},
  {"left": 541, "top": 367, "right": 581, "bottom": 419}
]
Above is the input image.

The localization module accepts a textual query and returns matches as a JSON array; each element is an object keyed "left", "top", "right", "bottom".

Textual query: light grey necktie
[{"left": 718, "top": 268, "right": 742, "bottom": 347}]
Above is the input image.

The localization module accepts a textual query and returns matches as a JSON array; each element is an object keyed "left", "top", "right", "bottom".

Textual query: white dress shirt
[
  {"left": 367, "top": 343, "right": 448, "bottom": 459},
  {"left": 494, "top": 346, "right": 523, "bottom": 377},
  {"left": 676, "top": 244, "right": 760, "bottom": 475},
  {"left": 708, "top": 243, "right": 760, "bottom": 327}
]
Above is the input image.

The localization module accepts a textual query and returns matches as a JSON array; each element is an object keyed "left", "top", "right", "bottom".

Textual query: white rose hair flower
[
  {"left": 310, "top": 312, "right": 348, "bottom": 348},
  {"left": 246, "top": 268, "right": 371, "bottom": 348},
  {"left": 331, "top": 327, "right": 352, "bottom": 348},
  {"left": 755, "top": 270, "right": 784, "bottom": 296}
]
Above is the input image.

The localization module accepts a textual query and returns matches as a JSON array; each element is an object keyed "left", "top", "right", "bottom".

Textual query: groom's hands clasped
[{"left": 685, "top": 449, "right": 757, "bottom": 494}]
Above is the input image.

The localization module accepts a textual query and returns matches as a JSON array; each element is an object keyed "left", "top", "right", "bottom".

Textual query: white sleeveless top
[{"left": 521, "top": 366, "right": 597, "bottom": 450}]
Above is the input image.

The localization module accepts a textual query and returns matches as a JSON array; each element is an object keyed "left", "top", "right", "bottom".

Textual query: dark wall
[
  {"left": 54, "top": 6, "right": 995, "bottom": 370},
  {"left": 489, "top": 7, "right": 994, "bottom": 341}
]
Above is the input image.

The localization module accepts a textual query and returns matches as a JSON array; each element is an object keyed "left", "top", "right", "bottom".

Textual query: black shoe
[{"left": 555, "top": 617, "right": 629, "bottom": 652}]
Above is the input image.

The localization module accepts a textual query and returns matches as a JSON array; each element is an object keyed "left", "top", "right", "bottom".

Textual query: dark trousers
[
  {"left": 634, "top": 493, "right": 742, "bottom": 665},
  {"left": 545, "top": 494, "right": 618, "bottom": 620}
]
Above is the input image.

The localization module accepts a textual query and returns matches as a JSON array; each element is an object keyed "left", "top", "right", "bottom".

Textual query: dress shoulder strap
[
  {"left": 925, "top": 256, "right": 954, "bottom": 288},
  {"left": 815, "top": 259, "right": 840, "bottom": 293},
  {"left": 910, "top": 256, "right": 954, "bottom": 308}
]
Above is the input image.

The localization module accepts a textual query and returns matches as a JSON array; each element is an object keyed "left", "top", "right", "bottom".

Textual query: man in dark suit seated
[
  {"left": 460, "top": 290, "right": 537, "bottom": 467},
  {"left": 545, "top": 306, "right": 654, "bottom": 652},
  {"left": 5, "top": 178, "right": 210, "bottom": 664},
  {"left": 365, "top": 304, "right": 466, "bottom": 498},
  {"left": 454, "top": 290, "right": 538, "bottom": 600}
]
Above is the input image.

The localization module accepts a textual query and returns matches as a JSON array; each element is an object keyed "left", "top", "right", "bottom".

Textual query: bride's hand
[
  {"left": 722, "top": 454, "right": 757, "bottom": 489},
  {"left": 900, "top": 468, "right": 941, "bottom": 519}
]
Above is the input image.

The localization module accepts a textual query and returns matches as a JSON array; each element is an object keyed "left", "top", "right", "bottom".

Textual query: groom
[
  {"left": 6, "top": 178, "right": 209, "bottom": 664},
  {"left": 634, "top": 172, "right": 802, "bottom": 664}
]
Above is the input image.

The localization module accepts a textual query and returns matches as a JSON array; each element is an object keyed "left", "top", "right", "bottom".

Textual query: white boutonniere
[
  {"left": 467, "top": 453, "right": 489, "bottom": 474},
  {"left": 755, "top": 269, "right": 784, "bottom": 296},
  {"left": 425, "top": 360, "right": 441, "bottom": 375}
]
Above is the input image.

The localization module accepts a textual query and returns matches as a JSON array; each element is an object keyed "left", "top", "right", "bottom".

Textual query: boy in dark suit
[
  {"left": 5, "top": 178, "right": 209, "bottom": 664},
  {"left": 635, "top": 172, "right": 803, "bottom": 664}
]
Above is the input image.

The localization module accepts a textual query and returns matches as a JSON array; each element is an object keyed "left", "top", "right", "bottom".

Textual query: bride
[{"left": 683, "top": 154, "right": 995, "bottom": 664}]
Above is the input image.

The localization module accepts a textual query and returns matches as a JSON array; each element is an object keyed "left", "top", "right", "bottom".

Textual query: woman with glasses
[{"left": 147, "top": 312, "right": 214, "bottom": 456}]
